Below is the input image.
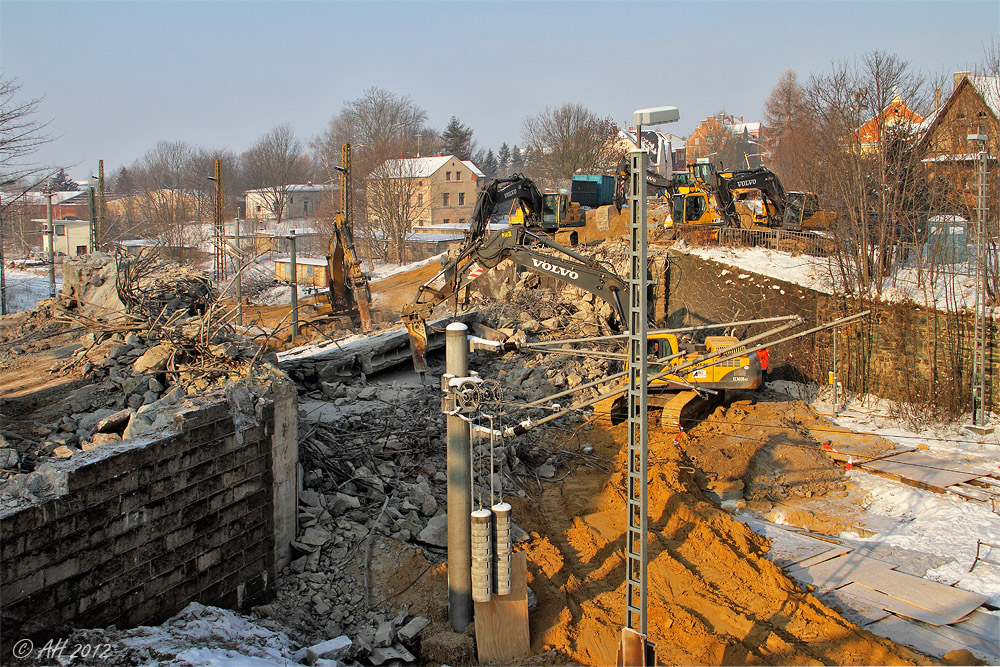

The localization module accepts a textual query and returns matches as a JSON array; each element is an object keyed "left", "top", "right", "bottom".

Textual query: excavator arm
[
  {"left": 327, "top": 144, "right": 372, "bottom": 331},
  {"left": 401, "top": 224, "right": 626, "bottom": 373},
  {"left": 613, "top": 156, "right": 678, "bottom": 212},
  {"left": 711, "top": 168, "right": 788, "bottom": 229}
]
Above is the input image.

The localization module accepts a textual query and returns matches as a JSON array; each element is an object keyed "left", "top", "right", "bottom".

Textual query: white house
[{"left": 38, "top": 219, "right": 92, "bottom": 256}]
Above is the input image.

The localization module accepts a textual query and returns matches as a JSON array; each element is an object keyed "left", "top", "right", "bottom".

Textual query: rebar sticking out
[
  {"left": 492, "top": 502, "right": 513, "bottom": 595},
  {"left": 471, "top": 509, "right": 493, "bottom": 602}
]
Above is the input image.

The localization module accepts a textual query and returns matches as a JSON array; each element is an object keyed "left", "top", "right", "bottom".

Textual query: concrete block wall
[{"left": 0, "top": 399, "right": 280, "bottom": 644}]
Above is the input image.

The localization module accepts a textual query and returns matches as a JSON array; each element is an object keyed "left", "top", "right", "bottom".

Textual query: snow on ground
[
  {"left": 368, "top": 252, "right": 446, "bottom": 282},
  {"left": 681, "top": 243, "right": 984, "bottom": 313},
  {"left": 773, "top": 382, "right": 1000, "bottom": 605},
  {"left": 2, "top": 268, "right": 59, "bottom": 313},
  {"left": 68, "top": 602, "right": 312, "bottom": 666}
]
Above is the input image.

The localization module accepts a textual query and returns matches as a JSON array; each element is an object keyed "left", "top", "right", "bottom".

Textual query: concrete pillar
[{"left": 445, "top": 322, "right": 471, "bottom": 631}]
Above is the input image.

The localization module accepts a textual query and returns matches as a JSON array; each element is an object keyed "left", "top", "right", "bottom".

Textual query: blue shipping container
[{"left": 571, "top": 175, "right": 615, "bottom": 207}]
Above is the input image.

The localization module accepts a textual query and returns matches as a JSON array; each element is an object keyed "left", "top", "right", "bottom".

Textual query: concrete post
[
  {"left": 0, "top": 193, "right": 6, "bottom": 315},
  {"left": 46, "top": 190, "right": 55, "bottom": 297},
  {"left": 289, "top": 229, "right": 298, "bottom": 340},
  {"left": 234, "top": 219, "right": 243, "bottom": 327},
  {"left": 445, "top": 322, "right": 471, "bottom": 632}
]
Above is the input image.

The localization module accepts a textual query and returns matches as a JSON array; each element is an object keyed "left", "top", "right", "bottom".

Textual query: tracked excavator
[
  {"left": 327, "top": 144, "right": 373, "bottom": 331},
  {"left": 400, "top": 173, "right": 764, "bottom": 428},
  {"left": 401, "top": 174, "right": 628, "bottom": 373}
]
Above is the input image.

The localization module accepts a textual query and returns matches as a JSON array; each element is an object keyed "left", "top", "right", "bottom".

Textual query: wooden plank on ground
[
  {"left": 785, "top": 552, "right": 896, "bottom": 591},
  {"left": 875, "top": 451, "right": 994, "bottom": 477},
  {"left": 474, "top": 551, "right": 530, "bottom": 663},
  {"left": 860, "top": 459, "right": 983, "bottom": 488},
  {"left": 788, "top": 545, "right": 853, "bottom": 569},
  {"left": 822, "top": 588, "right": 892, "bottom": 624},
  {"left": 853, "top": 568, "right": 989, "bottom": 624},
  {"left": 866, "top": 614, "right": 1000, "bottom": 664},
  {"left": 838, "top": 583, "right": 957, "bottom": 626}
]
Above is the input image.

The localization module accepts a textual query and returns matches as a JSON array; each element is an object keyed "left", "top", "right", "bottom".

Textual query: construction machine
[
  {"left": 401, "top": 174, "right": 628, "bottom": 373},
  {"left": 327, "top": 144, "right": 373, "bottom": 331},
  {"left": 507, "top": 191, "right": 585, "bottom": 230}
]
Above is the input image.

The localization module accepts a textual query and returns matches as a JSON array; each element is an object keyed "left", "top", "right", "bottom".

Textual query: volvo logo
[{"left": 531, "top": 258, "right": 579, "bottom": 280}]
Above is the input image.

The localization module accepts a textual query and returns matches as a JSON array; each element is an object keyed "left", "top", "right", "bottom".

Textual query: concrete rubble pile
[{"left": 0, "top": 253, "right": 281, "bottom": 482}]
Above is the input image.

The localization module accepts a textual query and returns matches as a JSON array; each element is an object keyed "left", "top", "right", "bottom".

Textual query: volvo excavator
[
  {"left": 401, "top": 174, "right": 628, "bottom": 373},
  {"left": 327, "top": 144, "right": 373, "bottom": 332},
  {"left": 400, "top": 173, "right": 763, "bottom": 428}
]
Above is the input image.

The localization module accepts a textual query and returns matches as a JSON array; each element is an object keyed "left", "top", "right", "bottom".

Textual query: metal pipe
[
  {"left": 446, "top": 322, "right": 472, "bottom": 631},
  {"left": 289, "top": 229, "right": 298, "bottom": 339}
]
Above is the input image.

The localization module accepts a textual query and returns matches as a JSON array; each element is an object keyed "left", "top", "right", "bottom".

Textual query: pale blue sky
[{"left": 2, "top": 0, "right": 997, "bottom": 180}]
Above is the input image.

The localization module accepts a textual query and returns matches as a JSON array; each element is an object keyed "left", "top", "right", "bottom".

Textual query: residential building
[
  {"left": 918, "top": 72, "right": 999, "bottom": 221},
  {"left": 245, "top": 184, "right": 334, "bottom": 221},
  {"left": 686, "top": 114, "right": 766, "bottom": 166},
  {"left": 39, "top": 219, "right": 92, "bottom": 256},
  {"left": 367, "top": 155, "right": 485, "bottom": 229},
  {"left": 851, "top": 96, "right": 924, "bottom": 152}
]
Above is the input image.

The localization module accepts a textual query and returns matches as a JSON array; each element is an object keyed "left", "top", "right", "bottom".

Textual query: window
[
  {"left": 446, "top": 171, "right": 451, "bottom": 181},
  {"left": 458, "top": 192, "right": 465, "bottom": 206},
  {"left": 76, "top": 245, "right": 88, "bottom": 256},
  {"left": 306, "top": 266, "right": 314, "bottom": 276},
  {"left": 303, "top": 201, "right": 309, "bottom": 215},
  {"left": 256, "top": 205, "right": 262, "bottom": 213},
  {"left": 459, "top": 218, "right": 465, "bottom": 224},
  {"left": 455, "top": 171, "right": 462, "bottom": 181},
  {"left": 443, "top": 193, "right": 450, "bottom": 206},
  {"left": 54, "top": 225, "right": 65, "bottom": 235},
  {"left": 443, "top": 219, "right": 450, "bottom": 224},
  {"left": 417, "top": 193, "right": 423, "bottom": 205}
]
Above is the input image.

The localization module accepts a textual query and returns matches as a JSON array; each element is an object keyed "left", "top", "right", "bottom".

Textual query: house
[
  {"left": 851, "top": 95, "right": 924, "bottom": 152},
  {"left": 918, "top": 72, "right": 999, "bottom": 221},
  {"left": 245, "top": 184, "right": 334, "bottom": 221},
  {"left": 686, "top": 114, "right": 766, "bottom": 166},
  {"left": 39, "top": 219, "right": 92, "bottom": 256},
  {"left": 367, "top": 155, "right": 485, "bottom": 229},
  {"left": 616, "top": 129, "right": 687, "bottom": 173},
  {"left": 273, "top": 256, "right": 329, "bottom": 290}
]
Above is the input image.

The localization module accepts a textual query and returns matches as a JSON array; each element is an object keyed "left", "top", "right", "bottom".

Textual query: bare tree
[
  {"left": 366, "top": 159, "right": 430, "bottom": 263},
  {"left": 242, "top": 124, "right": 310, "bottom": 226},
  {"left": 762, "top": 70, "right": 817, "bottom": 188},
  {"left": 127, "top": 141, "right": 205, "bottom": 256},
  {"left": 0, "top": 76, "right": 58, "bottom": 190},
  {"left": 521, "top": 103, "right": 618, "bottom": 181}
]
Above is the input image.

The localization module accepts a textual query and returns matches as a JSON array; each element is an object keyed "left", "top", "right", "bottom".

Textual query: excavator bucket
[{"left": 405, "top": 317, "right": 429, "bottom": 374}]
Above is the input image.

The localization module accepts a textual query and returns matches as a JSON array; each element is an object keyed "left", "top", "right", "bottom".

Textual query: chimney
[
  {"left": 934, "top": 88, "right": 942, "bottom": 111},
  {"left": 954, "top": 71, "right": 970, "bottom": 91}
]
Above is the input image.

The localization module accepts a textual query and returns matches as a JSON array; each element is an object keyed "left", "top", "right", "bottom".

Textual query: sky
[{"left": 2, "top": 0, "right": 998, "bottom": 181}]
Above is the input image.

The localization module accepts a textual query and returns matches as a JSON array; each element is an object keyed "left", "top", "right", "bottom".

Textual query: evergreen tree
[
  {"left": 441, "top": 116, "right": 476, "bottom": 160},
  {"left": 510, "top": 145, "right": 523, "bottom": 172},
  {"left": 481, "top": 149, "right": 498, "bottom": 180},
  {"left": 497, "top": 143, "right": 510, "bottom": 175},
  {"left": 49, "top": 168, "right": 78, "bottom": 191}
]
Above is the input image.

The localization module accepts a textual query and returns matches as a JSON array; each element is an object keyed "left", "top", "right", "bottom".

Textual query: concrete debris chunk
[
  {"left": 417, "top": 514, "right": 448, "bottom": 547},
  {"left": 397, "top": 616, "right": 430, "bottom": 643},
  {"left": 133, "top": 343, "right": 174, "bottom": 374},
  {"left": 373, "top": 620, "right": 395, "bottom": 647},
  {"left": 369, "top": 644, "right": 415, "bottom": 665},
  {"left": 305, "top": 635, "right": 352, "bottom": 664},
  {"left": 299, "top": 526, "right": 334, "bottom": 547}
]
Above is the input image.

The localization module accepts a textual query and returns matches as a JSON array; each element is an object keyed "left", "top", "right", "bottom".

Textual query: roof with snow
[
  {"left": 245, "top": 184, "right": 332, "bottom": 194},
  {"left": 273, "top": 256, "right": 328, "bottom": 266},
  {"left": 967, "top": 75, "right": 1000, "bottom": 119},
  {"left": 729, "top": 122, "right": 762, "bottom": 135},
  {"left": 17, "top": 190, "right": 88, "bottom": 206},
  {"left": 372, "top": 155, "right": 483, "bottom": 179}
]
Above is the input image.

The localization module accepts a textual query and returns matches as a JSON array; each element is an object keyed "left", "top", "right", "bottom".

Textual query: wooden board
[
  {"left": 838, "top": 582, "right": 957, "bottom": 626},
  {"left": 860, "top": 459, "right": 984, "bottom": 488},
  {"left": 874, "top": 451, "right": 993, "bottom": 477},
  {"left": 789, "top": 545, "right": 853, "bottom": 569},
  {"left": 867, "top": 614, "right": 1000, "bottom": 663},
  {"left": 853, "top": 569, "right": 989, "bottom": 624},
  {"left": 786, "top": 552, "right": 896, "bottom": 591},
  {"left": 822, "top": 588, "right": 892, "bottom": 625},
  {"left": 474, "top": 551, "right": 530, "bottom": 663}
]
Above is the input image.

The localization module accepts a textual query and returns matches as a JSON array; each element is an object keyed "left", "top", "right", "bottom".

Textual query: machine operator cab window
[{"left": 686, "top": 195, "right": 705, "bottom": 222}]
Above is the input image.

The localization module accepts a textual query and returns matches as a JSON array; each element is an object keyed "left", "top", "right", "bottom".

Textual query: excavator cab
[
  {"left": 784, "top": 192, "right": 835, "bottom": 230},
  {"left": 670, "top": 192, "right": 719, "bottom": 226}
]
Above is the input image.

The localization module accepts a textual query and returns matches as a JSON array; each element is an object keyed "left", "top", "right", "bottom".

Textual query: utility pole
[
  {"left": 622, "top": 106, "right": 678, "bottom": 665},
  {"left": 46, "top": 187, "right": 55, "bottom": 297},
  {"left": 88, "top": 185, "right": 97, "bottom": 254},
  {"left": 97, "top": 159, "right": 105, "bottom": 248},
  {"left": 0, "top": 192, "right": 6, "bottom": 315},
  {"left": 969, "top": 128, "right": 990, "bottom": 429},
  {"left": 444, "top": 322, "right": 472, "bottom": 632},
  {"left": 289, "top": 229, "right": 298, "bottom": 339}
]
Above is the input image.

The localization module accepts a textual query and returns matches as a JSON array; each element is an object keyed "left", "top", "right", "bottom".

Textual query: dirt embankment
[{"left": 509, "top": 413, "right": 931, "bottom": 666}]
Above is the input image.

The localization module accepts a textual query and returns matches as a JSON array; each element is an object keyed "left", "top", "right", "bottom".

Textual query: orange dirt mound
[{"left": 509, "top": 416, "right": 931, "bottom": 666}]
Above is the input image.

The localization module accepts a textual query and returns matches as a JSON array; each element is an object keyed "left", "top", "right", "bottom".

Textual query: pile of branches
[{"left": 115, "top": 248, "right": 215, "bottom": 320}]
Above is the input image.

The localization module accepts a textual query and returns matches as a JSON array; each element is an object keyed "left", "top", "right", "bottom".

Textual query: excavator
[
  {"left": 327, "top": 144, "right": 373, "bottom": 332},
  {"left": 400, "top": 173, "right": 764, "bottom": 427},
  {"left": 401, "top": 174, "right": 628, "bottom": 373}
]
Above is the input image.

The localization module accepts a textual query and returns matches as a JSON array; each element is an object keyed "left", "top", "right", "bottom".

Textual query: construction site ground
[{"left": 3, "top": 251, "right": 997, "bottom": 666}]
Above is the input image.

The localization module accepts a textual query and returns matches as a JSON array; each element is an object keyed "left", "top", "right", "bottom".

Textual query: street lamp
[{"left": 624, "top": 106, "right": 678, "bottom": 650}]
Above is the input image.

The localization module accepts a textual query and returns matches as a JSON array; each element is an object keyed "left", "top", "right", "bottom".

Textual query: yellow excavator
[{"left": 327, "top": 143, "right": 372, "bottom": 332}]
